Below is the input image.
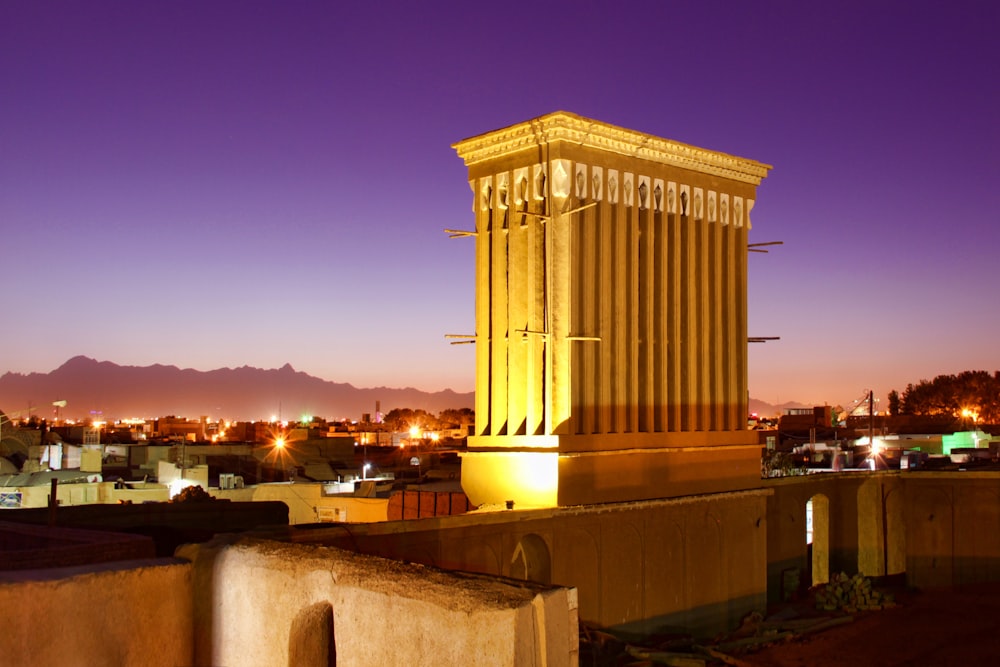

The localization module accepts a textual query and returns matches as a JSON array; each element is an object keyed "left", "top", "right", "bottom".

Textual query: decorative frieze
[
  {"left": 514, "top": 167, "right": 529, "bottom": 206},
  {"left": 497, "top": 173, "right": 509, "bottom": 210},
  {"left": 453, "top": 111, "right": 772, "bottom": 185},
  {"left": 591, "top": 166, "right": 603, "bottom": 202},
  {"left": 574, "top": 163, "right": 587, "bottom": 199},
  {"left": 679, "top": 184, "right": 691, "bottom": 217},
  {"left": 533, "top": 164, "right": 547, "bottom": 201},
  {"left": 637, "top": 176, "right": 651, "bottom": 210},
  {"left": 480, "top": 176, "right": 493, "bottom": 212},
  {"left": 551, "top": 160, "right": 572, "bottom": 201}
]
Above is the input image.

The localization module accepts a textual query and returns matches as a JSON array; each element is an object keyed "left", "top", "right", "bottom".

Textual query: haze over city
[{"left": 2, "top": 1, "right": 996, "bottom": 409}]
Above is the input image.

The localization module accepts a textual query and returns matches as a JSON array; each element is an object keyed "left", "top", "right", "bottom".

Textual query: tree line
[
  {"left": 379, "top": 407, "right": 474, "bottom": 432},
  {"left": 891, "top": 370, "right": 1000, "bottom": 424}
]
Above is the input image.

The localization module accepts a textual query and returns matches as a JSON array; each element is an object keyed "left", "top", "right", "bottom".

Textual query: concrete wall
[
  {"left": 2, "top": 479, "right": 388, "bottom": 525},
  {"left": 178, "top": 536, "right": 578, "bottom": 667},
  {"left": 0, "top": 558, "right": 192, "bottom": 667},
  {"left": 288, "top": 489, "right": 771, "bottom": 636}
]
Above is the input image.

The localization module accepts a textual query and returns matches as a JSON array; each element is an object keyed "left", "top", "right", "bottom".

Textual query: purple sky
[{"left": 2, "top": 1, "right": 997, "bottom": 410}]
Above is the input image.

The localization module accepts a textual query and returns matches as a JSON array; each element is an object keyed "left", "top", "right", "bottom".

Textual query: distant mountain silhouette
[{"left": 0, "top": 356, "right": 473, "bottom": 421}]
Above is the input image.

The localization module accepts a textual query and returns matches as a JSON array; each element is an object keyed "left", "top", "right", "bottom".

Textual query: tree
[
  {"left": 438, "top": 408, "right": 474, "bottom": 428},
  {"left": 887, "top": 390, "right": 900, "bottom": 416},
  {"left": 900, "top": 371, "right": 1000, "bottom": 424},
  {"left": 382, "top": 408, "right": 436, "bottom": 432}
]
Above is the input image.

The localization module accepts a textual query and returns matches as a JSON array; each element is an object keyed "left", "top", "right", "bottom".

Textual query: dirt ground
[
  {"left": 582, "top": 582, "right": 1000, "bottom": 666},
  {"left": 742, "top": 583, "right": 1000, "bottom": 667}
]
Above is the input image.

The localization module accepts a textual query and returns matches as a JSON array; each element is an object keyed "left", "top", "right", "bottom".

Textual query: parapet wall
[
  {"left": 287, "top": 489, "right": 772, "bottom": 636},
  {"left": 765, "top": 471, "right": 1000, "bottom": 600},
  {"left": 178, "top": 536, "right": 578, "bottom": 667},
  {"left": 0, "top": 558, "right": 192, "bottom": 667}
]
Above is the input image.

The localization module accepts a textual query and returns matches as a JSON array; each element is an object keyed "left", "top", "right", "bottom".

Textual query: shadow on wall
[{"left": 289, "top": 602, "right": 335, "bottom": 667}]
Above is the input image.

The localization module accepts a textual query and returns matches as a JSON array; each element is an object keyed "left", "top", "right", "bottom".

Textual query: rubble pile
[
  {"left": 170, "top": 485, "right": 216, "bottom": 503},
  {"left": 815, "top": 572, "right": 895, "bottom": 612}
]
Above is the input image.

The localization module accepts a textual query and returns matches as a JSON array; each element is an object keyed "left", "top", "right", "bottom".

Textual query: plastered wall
[
  {"left": 178, "top": 536, "right": 578, "bottom": 667},
  {"left": 289, "top": 489, "right": 771, "bottom": 636},
  {"left": 0, "top": 558, "right": 192, "bottom": 667},
  {"left": 765, "top": 471, "right": 1000, "bottom": 599}
]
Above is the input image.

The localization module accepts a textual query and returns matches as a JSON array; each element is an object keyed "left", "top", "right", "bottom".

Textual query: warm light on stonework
[
  {"left": 453, "top": 112, "right": 770, "bottom": 507},
  {"left": 461, "top": 451, "right": 558, "bottom": 509}
]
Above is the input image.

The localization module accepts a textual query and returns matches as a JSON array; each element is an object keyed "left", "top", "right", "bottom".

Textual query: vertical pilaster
[
  {"left": 507, "top": 171, "right": 528, "bottom": 436},
  {"left": 667, "top": 209, "right": 682, "bottom": 431},
  {"left": 612, "top": 178, "right": 627, "bottom": 433},
  {"left": 710, "top": 215, "right": 724, "bottom": 430},
  {"left": 598, "top": 171, "right": 614, "bottom": 434},
  {"left": 638, "top": 198, "right": 654, "bottom": 433},
  {"left": 681, "top": 212, "right": 696, "bottom": 430},
  {"left": 548, "top": 159, "right": 572, "bottom": 435},
  {"left": 723, "top": 220, "right": 736, "bottom": 430},
  {"left": 697, "top": 208, "right": 711, "bottom": 430},
  {"left": 580, "top": 167, "right": 598, "bottom": 435},
  {"left": 527, "top": 166, "right": 546, "bottom": 435},
  {"left": 654, "top": 204, "right": 668, "bottom": 433},
  {"left": 474, "top": 178, "right": 492, "bottom": 436},
  {"left": 627, "top": 177, "right": 641, "bottom": 432},
  {"left": 490, "top": 176, "right": 509, "bottom": 435},
  {"left": 736, "top": 221, "right": 749, "bottom": 425}
]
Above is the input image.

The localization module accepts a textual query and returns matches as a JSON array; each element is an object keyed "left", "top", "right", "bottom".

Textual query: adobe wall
[
  {"left": 0, "top": 558, "right": 192, "bottom": 667},
  {"left": 178, "top": 536, "right": 578, "bottom": 667},
  {"left": 765, "top": 471, "right": 1000, "bottom": 599},
  {"left": 287, "top": 489, "right": 771, "bottom": 636},
  {"left": 903, "top": 472, "right": 1000, "bottom": 588}
]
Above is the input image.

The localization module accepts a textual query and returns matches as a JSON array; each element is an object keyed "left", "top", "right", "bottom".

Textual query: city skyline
[{"left": 2, "top": 1, "right": 997, "bottom": 408}]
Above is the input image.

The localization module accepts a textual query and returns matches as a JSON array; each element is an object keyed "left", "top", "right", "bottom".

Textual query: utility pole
[{"left": 869, "top": 390, "right": 875, "bottom": 453}]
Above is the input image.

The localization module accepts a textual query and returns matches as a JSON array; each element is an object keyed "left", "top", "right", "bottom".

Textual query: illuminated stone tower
[{"left": 452, "top": 112, "right": 771, "bottom": 508}]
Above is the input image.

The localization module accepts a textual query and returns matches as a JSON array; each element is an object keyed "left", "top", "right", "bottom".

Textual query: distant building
[{"left": 154, "top": 416, "right": 207, "bottom": 442}]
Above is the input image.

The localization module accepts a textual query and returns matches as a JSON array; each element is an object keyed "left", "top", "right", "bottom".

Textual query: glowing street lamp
[{"left": 960, "top": 408, "right": 979, "bottom": 425}]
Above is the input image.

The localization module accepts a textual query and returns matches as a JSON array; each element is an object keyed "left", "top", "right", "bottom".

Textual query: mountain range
[
  {"left": 0, "top": 356, "right": 807, "bottom": 423},
  {"left": 0, "top": 356, "right": 474, "bottom": 421}
]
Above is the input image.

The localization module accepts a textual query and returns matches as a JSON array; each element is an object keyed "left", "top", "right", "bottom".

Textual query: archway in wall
[
  {"left": 806, "top": 494, "right": 830, "bottom": 587},
  {"left": 510, "top": 533, "right": 551, "bottom": 585},
  {"left": 288, "top": 601, "right": 335, "bottom": 667}
]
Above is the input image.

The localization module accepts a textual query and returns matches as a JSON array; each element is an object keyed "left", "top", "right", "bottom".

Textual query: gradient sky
[{"left": 2, "top": 1, "right": 997, "bottom": 410}]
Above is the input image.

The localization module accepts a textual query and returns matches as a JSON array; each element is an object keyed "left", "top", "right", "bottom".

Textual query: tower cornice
[{"left": 452, "top": 111, "right": 772, "bottom": 185}]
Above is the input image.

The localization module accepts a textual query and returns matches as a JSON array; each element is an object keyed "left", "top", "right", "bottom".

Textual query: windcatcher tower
[{"left": 452, "top": 112, "right": 771, "bottom": 508}]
